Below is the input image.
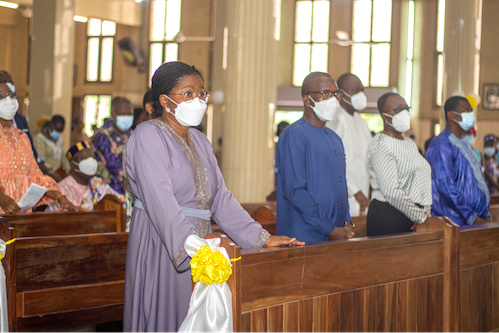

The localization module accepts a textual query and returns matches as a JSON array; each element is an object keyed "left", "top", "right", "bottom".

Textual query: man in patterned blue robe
[{"left": 426, "top": 96, "right": 491, "bottom": 225}]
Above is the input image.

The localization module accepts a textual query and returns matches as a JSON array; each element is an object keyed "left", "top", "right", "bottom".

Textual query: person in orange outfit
[{"left": 0, "top": 82, "right": 79, "bottom": 214}]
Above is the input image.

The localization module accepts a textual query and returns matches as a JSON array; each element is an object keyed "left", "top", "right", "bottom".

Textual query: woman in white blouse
[{"left": 366, "top": 92, "right": 432, "bottom": 236}]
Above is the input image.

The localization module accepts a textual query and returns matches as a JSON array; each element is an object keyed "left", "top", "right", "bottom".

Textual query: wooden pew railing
[
  {"left": 220, "top": 202, "right": 368, "bottom": 238},
  {"left": 489, "top": 204, "right": 499, "bottom": 222},
  {"left": 490, "top": 194, "right": 499, "bottom": 206},
  {"left": 0, "top": 195, "right": 127, "bottom": 332},
  {"left": 214, "top": 216, "right": 499, "bottom": 332}
]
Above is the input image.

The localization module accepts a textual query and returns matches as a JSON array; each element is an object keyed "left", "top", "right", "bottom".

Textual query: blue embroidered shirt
[
  {"left": 276, "top": 118, "right": 351, "bottom": 242},
  {"left": 425, "top": 129, "right": 490, "bottom": 225}
]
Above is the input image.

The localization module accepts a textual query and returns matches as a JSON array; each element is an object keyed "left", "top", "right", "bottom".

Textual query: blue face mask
[
  {"left": 50, "top": 130, "right": 61, "bottom": 140},
  {"left": 484, "top": 147, "right": 496, "bottom": 157},
  {"left": 116, "top": 115, "right": 133, "bottom": 132},
  {"left": 462, "top": 134, "right": 475, "bottom": 145},
  {"left": 453, "top": 111, "right": 475, "bottom": 131}
]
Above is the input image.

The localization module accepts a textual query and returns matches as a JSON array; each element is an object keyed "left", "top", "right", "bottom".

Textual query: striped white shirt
[{"left": 366, "top": 133, "right": 432, "bottom": 223}]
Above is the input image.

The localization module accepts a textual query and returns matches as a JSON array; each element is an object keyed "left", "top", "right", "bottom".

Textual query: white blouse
[{"left": 366, "top": 133, "right": 432, "bottom": 223}]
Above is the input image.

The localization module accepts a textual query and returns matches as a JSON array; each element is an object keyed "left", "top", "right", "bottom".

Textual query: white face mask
[
  {"left": 73, "top": 157, "right": 98, "bottom": 176},
  {"left": 383, "top": 110, "right": 411, "bottom": 133},
  {"left": 164, "top": 95, "right": 207, "bottom": 127},
  {"left": 484, "top": 147, "right": 496, "bottom": 157},
  {"left": 308, "top": 95, "right": 340, "bottom": 122},
  {"left": 0, "top": 96, "right": 19, "bottom": 121},
  {"left": 343, "top": 91, "right": 367, "bottom": 111}
]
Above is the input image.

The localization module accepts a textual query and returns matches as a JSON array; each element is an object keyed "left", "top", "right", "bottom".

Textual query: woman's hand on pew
[
  {"left": 410, "top": 222, "right": 418, "bottom": 231},
  {"left": 264, "top": 236, "right": 305, "bottom": 247},
  {"left": 0, "top": 192, "right": 21, "bottom": 214},
  {"left": 46, "top": 190, "right": 82, "bottom": 212},
  {"left": 58, "top": 196, "right": 83, "bottom": 212}
]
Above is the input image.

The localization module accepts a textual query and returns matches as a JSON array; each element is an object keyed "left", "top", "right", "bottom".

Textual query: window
[
  {"left": 83, "top": 95, "right": 112, "bottom": 136},
  {"left": 351, "top": 0, "right": 392, "bottom": 87},
  {"left": 293, "top": 0, "right": 330, "bottom": 86},
  {"left": 435, "top": 0, "right": 445, "bottom": 106},
  {"left": 404, "top": 0, "right": 415, "bottom": 104},
  {"left": 86, "top": 19, "right": 116, "bottom": 82},
  {"left": 149, "top": 0, "right": 181, "bottom": 84}
]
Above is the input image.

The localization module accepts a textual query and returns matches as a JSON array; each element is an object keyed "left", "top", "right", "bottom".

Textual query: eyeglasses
[
  {"left": 168, "top": 90, "right": 209, "bottom": 103},
  {"left": 385, "top": 106, "right": 411, "bottom": 114},
  {"left": 0, "top": 92, "right": 16, "bottom": 100},
  {"left": 308, "top": 90, "right": 343, "bottom": 100}
]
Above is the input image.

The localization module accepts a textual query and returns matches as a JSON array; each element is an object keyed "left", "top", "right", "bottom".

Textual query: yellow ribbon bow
[
  {"left": 0, "top": 238, "right": 16, "bottom": 260},
  {"left": 190, "top": 245, "right": 232, "bottom": 285}
]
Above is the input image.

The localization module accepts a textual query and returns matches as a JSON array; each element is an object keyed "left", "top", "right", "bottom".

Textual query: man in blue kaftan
[
  {"left": 276, "top": 72, "right": 353, "bottom": 243},
  {"left": 425, "top": 96, "right": 491, "bottom": 225}
]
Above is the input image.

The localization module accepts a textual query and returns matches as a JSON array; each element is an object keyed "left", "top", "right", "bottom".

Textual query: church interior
[
  {"left": 0, "top": 0, "right": 497, "bottom": 202},
  {"left": 0, "top": 0, "right": 498, "bottom": 332}
]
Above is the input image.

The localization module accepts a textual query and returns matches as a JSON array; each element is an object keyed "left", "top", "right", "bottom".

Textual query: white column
[
  {"left": 29, "top": 0, "right": 75, "bottom": 150},
  {"left": 443, "top": 0, "right": 481, "bottom": 98},
  {"left": 222, "top": 0, "right": 279, "bottom": 202}
]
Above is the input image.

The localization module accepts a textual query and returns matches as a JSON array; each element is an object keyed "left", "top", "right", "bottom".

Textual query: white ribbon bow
[{"left": 178, "top": 235, "right": 233, "bottom": 332}]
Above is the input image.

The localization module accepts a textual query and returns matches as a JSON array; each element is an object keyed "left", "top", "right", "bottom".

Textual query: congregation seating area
[
  {"left": 0, "top": 195, "right": 127, "bottom": 332},
  {"left": 0, "top": 199, "right": 497, "bottom": 332}
]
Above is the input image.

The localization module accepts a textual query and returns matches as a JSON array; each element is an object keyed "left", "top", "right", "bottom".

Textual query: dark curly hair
[{"left": 151, "top": 61, "right": 203, "bottom": 118}]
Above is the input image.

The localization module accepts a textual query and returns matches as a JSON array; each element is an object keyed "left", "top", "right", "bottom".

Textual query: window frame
[
  {"left": 148, "top": 0, "right": 181, "bottom": 85},
  {"left": 82, "top": 94, "right": 112, "bottom": 137},
  {"left": 434, "top": 0, "right": 446, "bottom": 107},
  {"left": 350, "top": 0, "right": 393, "bottom": 88},
  {"left": 85, "top": 19, "right": 116, "bottom": 84},
  {"left": 292, "top": 0, "right": 330, "bottom": 87}
]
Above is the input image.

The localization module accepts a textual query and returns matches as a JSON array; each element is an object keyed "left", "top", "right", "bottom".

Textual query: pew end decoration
[
  {"left": 179, "top": 235, "right": 237, "bottom": 332},
  {"left": 0, "top": 238, "right": 13, "bottom": 332}
]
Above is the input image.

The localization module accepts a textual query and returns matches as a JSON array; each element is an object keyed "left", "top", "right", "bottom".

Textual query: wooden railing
[{"left": 214, "top": 217, "right": 499, "bottom": 332}]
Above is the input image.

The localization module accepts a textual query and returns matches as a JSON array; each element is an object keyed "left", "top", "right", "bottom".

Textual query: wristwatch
[{"left": 344, "top": 221, "right": 355, "bottom": 228}]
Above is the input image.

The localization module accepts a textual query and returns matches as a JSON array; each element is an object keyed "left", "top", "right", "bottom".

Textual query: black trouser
[{"left": 367, "top": 199, "right": 414, "bottom": 237}]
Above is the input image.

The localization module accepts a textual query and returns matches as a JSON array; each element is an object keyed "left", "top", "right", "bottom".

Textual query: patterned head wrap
[
  {"left": 484, "top": 134, "right": 497, "bottom": 143},
  {"left": 66, "top": 141, "right": 92, "bottom": 160}
]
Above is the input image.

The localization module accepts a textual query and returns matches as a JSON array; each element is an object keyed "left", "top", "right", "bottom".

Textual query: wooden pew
[
  {"left": 490, "top": 204, "right": 499, "bottom": 222},
  {"left": 0, "top": 196, "right": 127, "bottom": 332},
  {"left": 214, "top": 216, "right": 499, "bottom": 332},
  {"left": 490, "top": 194, "right": 499, "bottom": 206},
  {"left": 232, "top": 203, "right": 367, "bottom": 238},
  {"left": 457, "top": 222, "right": 499, "bottom": 332},
  {"left": 214, "top": 217, "right": 456, "bottom": 332}
]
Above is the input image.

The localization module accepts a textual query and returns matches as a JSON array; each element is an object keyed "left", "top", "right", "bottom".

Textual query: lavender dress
[{"left": 123, "top": 120, "right": 270, "bottom": 332}]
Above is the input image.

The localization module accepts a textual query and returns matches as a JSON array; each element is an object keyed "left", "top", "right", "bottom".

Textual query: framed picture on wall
[{"left": 483, "top": 84, "right": 499, "bottom": 110}]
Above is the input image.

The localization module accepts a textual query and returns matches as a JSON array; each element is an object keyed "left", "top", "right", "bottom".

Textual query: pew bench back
[
  {"left": 458, "top": 222, "right": 499, "bottom": 332},
  {"left": 0, "top": 201, "right": 127, "bottom": 332},
  {"left": 233, "top": 203, "right": 368, "bottom": 238},
  {"left": 237, "top": 226, "right": 448, "bottom": 332},
  {"left": 3, "top": 211, "right": 118, "bottom": 237}
]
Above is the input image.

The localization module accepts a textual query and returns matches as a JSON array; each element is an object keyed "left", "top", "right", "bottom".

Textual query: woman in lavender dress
[{"left": 123, "top": 61, "right": 303, "bottom": 332}]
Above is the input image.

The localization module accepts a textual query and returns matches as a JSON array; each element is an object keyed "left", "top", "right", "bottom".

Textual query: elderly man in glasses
[{"left": 275, "top": 72, "right": 354, "bottom": 243}]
